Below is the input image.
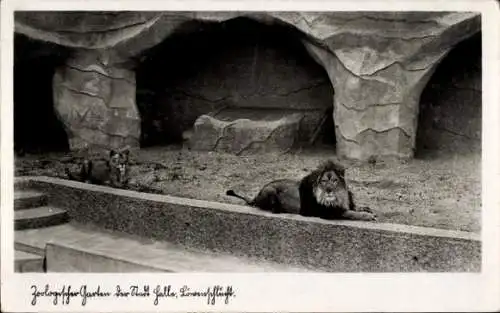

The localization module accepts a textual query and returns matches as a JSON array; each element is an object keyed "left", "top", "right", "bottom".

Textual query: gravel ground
[{"left": 15, "top": 145, "right": 481, "bottom": 233}]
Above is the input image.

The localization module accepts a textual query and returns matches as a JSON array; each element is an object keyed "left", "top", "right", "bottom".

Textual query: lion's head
[
  {"left": 312, "top": 160, "right": 350, "bottom": 210},
  {"left": 109, "top": 148, "right": 130, "bottom": 184}
]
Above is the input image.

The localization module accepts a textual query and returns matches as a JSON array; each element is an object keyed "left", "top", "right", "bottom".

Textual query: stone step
[
  {"left": 15, "top": 223, "right": 310, "bottom": 273},
  {"left": 15, "top": 206, "right": 69, "bottom": 230},
  {"left": 14, "top": 190, "right": 48, "bottom": 210},
  {"left": 15, "top": 250, "right": 45, "bottom": 273}
]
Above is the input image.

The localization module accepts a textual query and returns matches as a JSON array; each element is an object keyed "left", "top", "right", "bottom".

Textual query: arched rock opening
[
  {"left": 14, "top": 34, "right": 71, "bottom": 154},
  {"left": 416, "top": 32, "right": 481, "bottom": 156},
  {"left": 135, "top": 17, "right": 335, "bottom": 151}
]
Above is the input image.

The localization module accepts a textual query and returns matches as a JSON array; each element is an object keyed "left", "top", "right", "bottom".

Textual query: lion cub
[{"left": 65, "top": 149, "right": 130, "bottom": 188}]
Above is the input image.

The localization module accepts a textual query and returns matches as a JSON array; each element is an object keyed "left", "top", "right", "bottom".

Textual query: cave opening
[
  {"left": 14, "top": 34, "right": 72, "bottom": 155},
  {"left": 135, "top": 17, "right": 335, "bottom": 149},
  {"left": 416, "top": 32, "right": 481, "bottom": 157}
]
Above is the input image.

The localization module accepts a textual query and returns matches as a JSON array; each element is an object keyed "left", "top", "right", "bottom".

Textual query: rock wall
[
  {"left": 14, "top": 12, "right": 481, "bottom": 160},
  {"left": 136, "top": 18, "right": 332, "bottom": 146},
  {"left": 52, "top": 50, "right": 140, "bottom": 150},
  {"left": 417, "top": 33, "right": 481, "bottom": 154},
  {"left": 300, "top": 12, "right": 480, "bottom": 160}
]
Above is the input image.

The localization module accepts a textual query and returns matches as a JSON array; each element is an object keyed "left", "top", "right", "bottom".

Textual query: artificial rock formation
[
  {"left": 417, "top": 32, "right": 482, "bottom": 153},
  {"left": 301, "top": 12, "right": 481, "bottom": 159},
  {"left": 53, "top": 50, "right": 140, "bottom": 150},
  {"left": 15, "top": 11, "right": 481, "bottom": 160},
  {"left": 190, "top": 110, "right": 303, "bottom": 154},
  {"left": 134, "top": 17, "right": 334, "bottom": 150}
]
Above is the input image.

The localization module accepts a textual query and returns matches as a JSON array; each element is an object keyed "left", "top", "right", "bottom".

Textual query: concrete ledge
[
  {"left": 46, "top": 242, "right": 167, "bottom": 273},
  {"left": 16, "top": 176, "right": 481, "bottom": 272},
  {"left": 43, "top": 225, "right": 310, "bottom": 273},
  {"left": 15, "top": 250, "right": 44, "bottom": 273}
]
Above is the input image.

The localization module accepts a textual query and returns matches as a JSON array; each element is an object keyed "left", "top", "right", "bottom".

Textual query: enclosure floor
[{"left": 15, "top": 145, "right": 481, "bottom": 233}]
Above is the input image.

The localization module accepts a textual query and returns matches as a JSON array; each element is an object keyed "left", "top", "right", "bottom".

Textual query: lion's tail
[{"left": 226, "top": 190, "right": 253, "bottom": 205}]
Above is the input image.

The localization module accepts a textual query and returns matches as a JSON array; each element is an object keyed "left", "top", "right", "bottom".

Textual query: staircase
[
  {"left": 14, "top": 190, "right": 70, "bottom": 272},
  {"left": 13, "top": 187, "right": 309, "bottom": 273}
]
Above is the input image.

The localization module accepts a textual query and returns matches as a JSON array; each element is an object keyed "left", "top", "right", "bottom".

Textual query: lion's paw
[
  {"left": 358, "top": 206, "right": 374, "bottom": 213},
  {"left": 360, "top": 211, "right": 377, "bottom": 221}
]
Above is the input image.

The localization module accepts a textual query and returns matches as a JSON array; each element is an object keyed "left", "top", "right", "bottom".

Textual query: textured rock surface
[
  {"left": 417, "top": 33, "right": 481, "bottom": 153},
  {"left": 15, "top": 12, "right": 480, "bottom": 59},
  {"left": 16, "top": 11, "right": 481, "bottom": 159},
  {"left": 53, "top": 50, "right": 141, "bottom": 150},
  {"left": 134, "top": 18, "right": 333, "bottom": 148},
  {"left": 190, "top": 110, "right": 303, "bottom": 154},
  {"left": 300, "top": 11, "right": 481, "bottom": 159}
]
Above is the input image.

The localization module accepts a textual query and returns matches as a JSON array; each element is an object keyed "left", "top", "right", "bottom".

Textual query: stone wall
[
  {"left": 136, "top": 18, "right": 332, "bottom": 146},
  {"left": 417, "top": 33, "right": 481, "bottom": 154},
  {"left": 14, "top": 12, "right": 481, "bottom": 160},
  {"left": 52, "top": 50, "right": 141, "bottom": 151},
  {"left": 17, "top": 176, "right": 481, "bottom": 272}
]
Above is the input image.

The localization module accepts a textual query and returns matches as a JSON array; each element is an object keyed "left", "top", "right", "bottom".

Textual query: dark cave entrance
[
  {"left": 416, "top": 32, "right": 482, "bottom": 157},
  {"left": 135, "top": 17, "right": 335, "bottom": 149},
  {"left": 14, "top": 34, "right": 71, "bottom": 155}
]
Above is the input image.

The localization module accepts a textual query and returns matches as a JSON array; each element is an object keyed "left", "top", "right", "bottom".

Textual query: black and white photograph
[{"left": 1, "top": 1, "right": 500, "bottom": 311}]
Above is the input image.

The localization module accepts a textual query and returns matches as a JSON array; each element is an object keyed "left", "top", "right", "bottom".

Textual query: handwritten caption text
[{"left": 30, "top": 284, "right": 236, "bottom": 306}]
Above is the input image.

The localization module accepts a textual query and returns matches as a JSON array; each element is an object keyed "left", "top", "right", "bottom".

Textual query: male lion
[
  {"left": 226, "top": 160, "right": 376, "bottom": 221},
  {"left": 299, "top": 160, "right": 376, "bottom": 221}
]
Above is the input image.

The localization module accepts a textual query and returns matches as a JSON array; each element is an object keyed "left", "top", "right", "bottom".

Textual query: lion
[
  {"left": 226, "top": 179, "right": 301, "bottom": 214},
  {"left": 226, "top": 160, "right": 376, "bottom": 221},
  {"left": 299, "top": 160, "right": 376, "bottom": 221},
  {"left": 65, "top": 148, "right": 130, "bottom": 188}
]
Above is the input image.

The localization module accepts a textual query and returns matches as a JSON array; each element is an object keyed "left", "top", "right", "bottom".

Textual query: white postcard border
[{"left": 1, "top": 0, "right": 499, "bottom": 312}]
